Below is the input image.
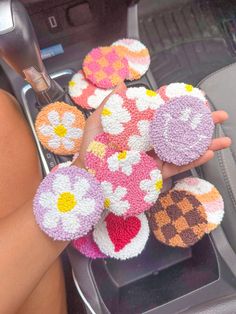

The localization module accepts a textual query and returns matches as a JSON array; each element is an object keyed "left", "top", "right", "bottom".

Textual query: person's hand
[{"left": 74, "top": 84, "right": 231, "bottom": 180}]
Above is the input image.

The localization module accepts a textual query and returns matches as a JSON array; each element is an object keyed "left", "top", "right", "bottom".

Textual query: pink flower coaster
[
  {"left": 85, "top": 133, "right": 163, "bottom": 217},
  {"left": 93, "top": 212, "right": 149, "bottom": 260},
  {"left": 101, "top": 87, "right": 164, "bottom": 152},
  {"left": 83, "top": 46, "right": 128, "bottom": 89},
  {"left": 68, "top": 70, "right": 113, "bottom": 110},
  {"left": 157, "top": 82, "right": 208, "bottom": 106},
  {"left": 72, "top": 232, "right": 107, "bottom": 259},
  {"left": 33, "top": 166, "right": 104, "bottom": 241},
  {"left": 35, "top": 102, "right": 85, "bottom": 156},
  {"left": 112, "top": 38, "right": 151, "bottom": 80},
  {"left": 174, "top": 177, "right": 224, "bottom": 233},
  {"left": 149, "top": 95, "right": 214, "bottom": 166}
]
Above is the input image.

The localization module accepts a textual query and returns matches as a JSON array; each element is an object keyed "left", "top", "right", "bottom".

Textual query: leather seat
[{"left": 197, "top": 62, "right": 236, "bottom": 253}]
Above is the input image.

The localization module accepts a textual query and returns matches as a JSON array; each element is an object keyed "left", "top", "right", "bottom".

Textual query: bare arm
[{"left": 0, "top": 200, "right": 68, "bottom": 313}]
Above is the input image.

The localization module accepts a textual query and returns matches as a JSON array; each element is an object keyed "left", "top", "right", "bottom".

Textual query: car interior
[{"left": 0, "top": 0, "right": 236, "bottom": 313}]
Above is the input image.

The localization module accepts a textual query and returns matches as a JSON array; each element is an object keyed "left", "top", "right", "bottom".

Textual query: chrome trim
[{"left": 21, "top": 69, "right": 74, "bottom": 175}]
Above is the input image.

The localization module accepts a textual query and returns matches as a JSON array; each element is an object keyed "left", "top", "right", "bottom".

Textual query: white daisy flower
[
  {"left": 101, "top": 94, "right": 131, "bottom": 135},
  {"left": 101, "top": 181, "right": 130, "bottom": 216},
  {"left": 87, "top": 88, "right": 112, "bottom": 109},
  {"left": 68, "top": 71, "right": 88, "bottom": 98},
  {"left": 165, "top": 83, "right": 206, "bottom": 102},
  {"left": 39, "top": 174, "right": 95, "bottom": 233},
  {"left": 39, "top": 110, "right": 83, "bottom": 150},
  {"left": 140, "top": 169, "right": 163, "bottom": 203},
  {"left": 107, "top": 150, "right": 140, "bottom": 176},
  {"left": 128, "top": 120, "right": 152, "bottom": 151},
  {"left": 126, "top": 87, "right": 164, "bottom": 111}
]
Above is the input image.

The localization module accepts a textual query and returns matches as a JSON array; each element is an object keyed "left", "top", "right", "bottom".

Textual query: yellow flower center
[
  {"left": 146, "top": 89, "right": 157, "bottom": 97},
  {"left": 118, "top": 151, "right": 127, "bottom": 160},
  {"left": 185, "top": 84, "right": 193, "bottom": 92},
  {"left": 102, "top": 108, "right": 112, "bottom": 116},
  {"left": 104, "top": 198, "right": 111, "bottom": 209},
  {"left": 54, "top": 125, "right": 67, "bottom": 137},
  {"left": 155, "top": 180, "right": 163, "bottom": 191},
  {"left": 69, "top": 80, "right": 76, "bottom": 87},
  {"left": 57, "top": 192, "right": 77, "bottom": 213}
]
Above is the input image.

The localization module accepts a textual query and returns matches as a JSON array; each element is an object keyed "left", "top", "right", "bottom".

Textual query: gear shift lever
[{"left": 0, "top": 0, "right": 65, "bottom": 105}]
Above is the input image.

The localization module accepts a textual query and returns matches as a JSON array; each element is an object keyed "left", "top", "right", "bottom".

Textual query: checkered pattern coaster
[{"left": 148, "top": 190, "right": 208, "bottom": 248}]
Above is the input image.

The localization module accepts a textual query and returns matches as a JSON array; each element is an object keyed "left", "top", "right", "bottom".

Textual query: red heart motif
[{"left": 105, "top": 213, "right": 141, "bottom": 252}]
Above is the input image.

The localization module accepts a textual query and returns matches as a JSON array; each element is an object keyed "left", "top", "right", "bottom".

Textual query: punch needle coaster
[
  {"left": 68, "top": 70, "right": 113, "bottom": 109},
  {"left": 93, "top": 212, "right": 150, "bottom": 260},
  {"left": 83, "top": 46, "right": 128, "bottom": 89},
  {"left": 149, "top": 95, "right": 214, "bottom": 166},
  {"left": 101, "top": 87, "right": 164, "bottom": 151},
  {"left": 157, "top": 82, "right": 208, "bottom": 105},
  {"left": 72, "top": 232, "right": 107, "bottom": 259},
  {"left": 148, "top": 189, "right": 208, "bottom": 248},
  {"left": 174, "top": 177, "right": 224, "bottom": 233},
  {"left": 35, "top": 102, "right": 85, "bottom": 156},
  {"left": 33, "top": 166, "right": 104, "bottom": 241},
  {"left": 112, "top": 38, "right": 151, "bottom": 80},
  {"left": 86, "top": 134, "right": 163, "bottom": 217}
]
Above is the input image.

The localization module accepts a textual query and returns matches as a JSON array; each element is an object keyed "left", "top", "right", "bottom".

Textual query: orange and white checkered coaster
[
  {"left": 148, "top": 189, "right": 208, "bottom": 248},
  {"left": 35, "top": 102, "right": 85, "bottom": 156},
  {"left": 83, "top": 46, "right": 129, "bottom": 89}
]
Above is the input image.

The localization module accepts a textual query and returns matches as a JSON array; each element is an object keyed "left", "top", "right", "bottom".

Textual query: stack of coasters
[
  {"left": 112, "top": 38, "right": 151, "bottom": 81},
  {"left": 85, "top": 133, "right": 163, "bottom": 217},
  {"left": 157, "top": 82, "right": 208, "bottom": 105},
  {"left": 68, "top": 70, "right": 113, "bottom": 110},
  {"left": 33, "top": 166, "right": 104, "bottom": 241},
  {"left": 72, "top": 232, "right": 107, "bottom": 259},
  {"left": 93, "top": 212, "right": 150, "bottom": 260},
  {"left": 35, "top": 102, "right": 85, "bottom": 156},
  {"left": 83, "top": 46, "right": 129, "bottom": 89},
  {"left": 148, "top": 189, "right": 208, "bottom": 248},
  {"left": 101, "top": 86, "right": 164, "bottom": 151},
  {"left": 149, "top": 95, "right": 214, "bottom": 166},
  {"left": 147, "top": 177, "right": 224, "bottom": 248},
  {"left": 174, "top": 177, "right": 224, "bottom": 233}
]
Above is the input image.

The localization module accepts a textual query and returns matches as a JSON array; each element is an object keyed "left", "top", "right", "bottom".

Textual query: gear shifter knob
[{"left": 0, "top": 0, "right": 65, "bottom": 105}]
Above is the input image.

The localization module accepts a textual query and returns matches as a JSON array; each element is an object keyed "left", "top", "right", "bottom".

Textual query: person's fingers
[
  {"left": 212, "top": 111, "right": 228, "bottom": 124},
  {"left": 162, "top": 150, "right": 215, "bottom": 180},
  {"left": 209, "top": 137, "right": 231, "bottom": 151}
]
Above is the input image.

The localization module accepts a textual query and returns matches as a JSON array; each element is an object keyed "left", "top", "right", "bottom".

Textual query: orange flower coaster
[
  {"left": 35, "top": 102, "right": 85, "bottom": 156},
  {"left": 148, "top": 190, "right": 208, "bottom": 248},
  {"left": 112, "top": 38, "right": 151, "bottom": 81},
  {"left": 83, "top": 46, "right": 128, "bottom": 89}
]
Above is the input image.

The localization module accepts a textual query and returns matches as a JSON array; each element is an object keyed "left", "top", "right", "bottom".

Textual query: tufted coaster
[
  {"left": 35, "top": 102, "right": 85, "bottom": 156},
  {"left": 85, "top": 133, "right": 163, "bottom": 217},
  {"left": 174, "top": 177, "right": 224, "bottom": 233},
  {"left": 101, "top": 87, "right": 164, "bottom": 151},
  {"left": 51, "top": 161, "right": 72, "bottom": 173},
  {"left": 68, "top": 70, "right": 113, "bottom": 110},
  {"left": 72, "top": 232, "right": 107, "bottom": 259},
  {"left": 157, "top": 82, "right": 208, "bottom": 105},
  {"left": 148, "top": 189, "right": 208, "bottom": 248},
  {"left": 83, "top": 46, "right": 128, "bottom": 89},
  {"left": 112, "top": 38, "right": 150, "bottom": 80},
  {"left": 93, "top": 212, "right": 149, "bottom": 260},
  {"left": 33, "top": 166, "right": 104, "bottom": 241},
  {"left": 149, "top": 95, "right": 214, "bottom": 166}
]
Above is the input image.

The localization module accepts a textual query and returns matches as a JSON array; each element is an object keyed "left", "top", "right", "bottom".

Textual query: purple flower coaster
[
  {"left": 33, "top": 166, "right": 104, "bottom": 241},
  {"left": 149, "top": 95, "right": 214, "bottom": 166}
]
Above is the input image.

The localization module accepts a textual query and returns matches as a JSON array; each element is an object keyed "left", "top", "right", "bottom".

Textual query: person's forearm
[{"left": 0, "top": 199, "right": 69, "bottom": 313}]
